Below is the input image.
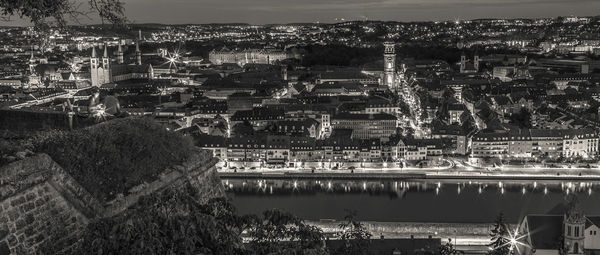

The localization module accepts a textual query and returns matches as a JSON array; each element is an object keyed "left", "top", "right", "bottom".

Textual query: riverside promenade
[{"left": 218, "top": 166, "right": 600, "bottom": 181}]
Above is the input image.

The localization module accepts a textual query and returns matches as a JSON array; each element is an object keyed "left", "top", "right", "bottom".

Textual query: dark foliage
[
  {"left": 246, "top": 209, "right": 326, "bottom": 255},
  {"left": 0, "top": 0, "right": 126, "bottom": 27},
  {"left": 57, "top": 184, "right": 328, "bottom": 255},
  {"left": 440, "top": 240, "right": 463, "bottom": 255},
  {"left": 67, "top": 186, "right": 248, "bottom": 255},
  {"left": 508, "top": 108, "right": 532, "bottom": 129},
  {"left": 34, "top": 117, "right": 194, "bottom": 202},
  {"left": 488, "top": 213, "right": 511, "bottom": 255},
  {"left": 301, "top": 45, "right": 381, "bottom": 67},
  {"left": 334, "top": 210, "right": 373, "bottom": 255}
]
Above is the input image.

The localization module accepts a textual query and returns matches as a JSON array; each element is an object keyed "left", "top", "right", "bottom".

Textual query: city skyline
[
  {"left": 2, "top": 0, "right": 600, "bottom": 26},
  {"left": 2, "top": 1, "right": 600, "bottom": 253}
]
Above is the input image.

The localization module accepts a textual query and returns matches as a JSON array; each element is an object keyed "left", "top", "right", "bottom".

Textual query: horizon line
[{"left": 0, "top": 14, "right": 598, "bottom": 28}]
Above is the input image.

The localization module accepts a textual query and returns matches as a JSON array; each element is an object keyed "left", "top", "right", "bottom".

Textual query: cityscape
[{"left": 1, "top": 0, "right": 600, "bottom": 254}]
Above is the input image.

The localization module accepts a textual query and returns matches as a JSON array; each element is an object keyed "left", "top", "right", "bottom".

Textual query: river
[{"left": 224, "top": 178, "right": 600, "bottom": 224}]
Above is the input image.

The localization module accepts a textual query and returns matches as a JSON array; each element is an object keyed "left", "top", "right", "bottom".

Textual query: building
[
  {"left": 471, "top": 129, "right": 599, "bottom": 159},
  {"left": 517, "top": 200, "right": 600, "bottom": 255},
  {"left": 383, "top": 41, "right": 396, "bottom": 89},
  {"left": 90, "top": 41, "right": 151, "bottom": 87},
  {"left": 208, "top": 47, "right": 294, "bottom": 66},
  {"left": 460, "top": 51, "right": 480, "bottom": 73},
  {"left": 331, "top": 113, "right": 397, "bottom": 139}
]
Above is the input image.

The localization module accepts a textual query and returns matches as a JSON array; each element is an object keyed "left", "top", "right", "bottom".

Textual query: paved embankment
[{"left": 218, "top": 170, "right": 600, "bottom": 181}]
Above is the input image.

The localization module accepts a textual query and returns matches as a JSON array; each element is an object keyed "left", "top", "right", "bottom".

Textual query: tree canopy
[
  {"left": 488, "top": 213, "right": 511, "bottom": 255},
  {"left": 0, "top": 0, "right": 126, "bottom": 27},
  {"left": 39, "top": 182, "right": 377, "bottom": 254}
]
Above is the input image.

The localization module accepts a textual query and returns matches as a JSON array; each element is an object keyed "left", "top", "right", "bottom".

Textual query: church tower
[
  {"left": 383, "top": 41, "right": 396, "bottom": 89},
  {"left": 101, "top": 44, "right": 111, "bottom": 84},
  {"left": 460, "top": 51, "right": 467, "bottom": 73},
  {"left": 28, "top": 46, "right": 36, "bottom": 74},
  {"left": 116, "top": 43, "right": 124, "bottom": 64},
  {"left": 474, "top": 51, "right": 480, "bottom": 72},
  {"left": 136, "top": 41, "right": 142, "bottom": 65},
  {"left": 564, "top": 196, "right": 585, "bottom": 255},
  {"left": 281, "top": 65, "right": 288, "bottom": 81},
  {"left": 90, "top": 46, "right": 99, "bottom": 86},
  {"left": 90, "top": 44, "right": 112, "bottom": 87}
]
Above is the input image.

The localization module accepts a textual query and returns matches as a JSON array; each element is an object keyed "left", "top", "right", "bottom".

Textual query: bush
[
  {"left": 34, "top": 117, "right": 194, "bottom": 202},
  {"left": 68, "top": 187, "right": 248, "bottom": 255}
]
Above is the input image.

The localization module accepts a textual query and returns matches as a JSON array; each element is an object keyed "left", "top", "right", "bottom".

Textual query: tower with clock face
[{"left": 383, "top": 41, "right": 396, "bottom": 88}]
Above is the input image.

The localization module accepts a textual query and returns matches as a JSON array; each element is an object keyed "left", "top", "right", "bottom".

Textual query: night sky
[{"left": 3, "top": 0, "right": 600, "bottom": 25}]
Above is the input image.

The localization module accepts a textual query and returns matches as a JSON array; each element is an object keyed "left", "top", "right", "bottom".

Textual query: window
[
  {"left": 575, "top": 226, "right": 579, "bottom": 237},
  {"left": 568, "top": 226, "right": 572, "bottom": 236}
]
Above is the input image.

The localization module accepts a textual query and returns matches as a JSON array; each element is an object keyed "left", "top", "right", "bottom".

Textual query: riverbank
[
  {"left": 305, "top": 220, "right": 504, "bottom": 247},
  {"left": 218, "top": 167, "right": 600, "bottom": 181}
]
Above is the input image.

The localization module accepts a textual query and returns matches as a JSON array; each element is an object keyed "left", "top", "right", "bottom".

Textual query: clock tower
[{"left": 383, "top": 41, "right": 396, "bottom": 89}]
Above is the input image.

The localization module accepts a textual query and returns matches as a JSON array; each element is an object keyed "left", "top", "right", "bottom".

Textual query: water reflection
[
  {"left": 226, "top": 178, "right": 600, "bottom": 223},
  {"left": 222, "top": 178, "right": 600, "bottom": 197}
]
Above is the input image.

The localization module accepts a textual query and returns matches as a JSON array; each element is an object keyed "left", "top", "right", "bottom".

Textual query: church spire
[
  {"left": 136, "top": 40, "right": 142, "bottom": 65},
  {"left": 103, "top": 43, "right": 108, "bottom": 58},
  {"left": 117, "top": 42, "right": 124, "bottom": 64},
  {"left": 91, "top": 46, "right": 97, "bottom": 58}
]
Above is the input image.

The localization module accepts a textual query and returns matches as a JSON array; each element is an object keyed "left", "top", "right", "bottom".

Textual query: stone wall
[{"left": 0, "top": 149, "right": 223, "bottom": 254}]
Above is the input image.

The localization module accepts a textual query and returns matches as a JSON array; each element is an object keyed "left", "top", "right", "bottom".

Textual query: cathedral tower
[
  {"left": 90, "top": 46, "right": 99, "bottom": 86},
  {"left": 383, "top": 41, "right": 396, "bottom": 88},
  {"left": 90, "top": 44, "right": 112, "bottom": 86}
]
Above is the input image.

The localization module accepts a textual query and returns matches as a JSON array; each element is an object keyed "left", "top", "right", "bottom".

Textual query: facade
[
  {"left": 331, "top": 113, "right": 397, "bottom": 139},
  {"left": 471, "top": 129, "right": 599, "bottom": 159},
  {"left": 90, "top": 41, "right": 151, "bottom": 87},
  {"left": 460, "top": 51, "right": 480, "bottom": 73},
  {"left": 383, "top": 42, "right": 396, "bottom": 89},
  {"left": 517, "top": 203, "right": 599, "bottom": 255},
  {"left": 208, "top": 47, "right": 294, "bottom": 66},
  {"left": 90, "top": 46, "right": 111, "bottom": 87}
]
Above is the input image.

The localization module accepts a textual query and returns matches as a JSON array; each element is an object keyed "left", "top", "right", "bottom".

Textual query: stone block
[
  {"left": 25, "top": 193, "right": 36, "bottom": 202},
  {"left": 10, "top": 197, "right": 25, "bottom": 207},
  {"left": 22, "top": 202, "right": 35, "bottom": 213},
  {"left": 15, "top": 220, "right": 26, "bottom": 231},
  {"left": 7, "top": 210, "right": 18, "bottom": 222},
  {"left": 24, "top": 214, "right": 34, "bottom": 225},
  {"left": 7, "top": 234, "right": 16, "bottom": 246}
]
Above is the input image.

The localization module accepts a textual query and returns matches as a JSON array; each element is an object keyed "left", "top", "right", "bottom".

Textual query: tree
[
  {"left": 440, "top": 240, "right": 463, "bottom": 255},
  {"left": 488, "top": 213, "right": 511, "bottom": 255},
  {"left": 0, "top": 0, "right": 126, "bottom": 27},
  {"left": 246, "top": 209, "right": 327, "bottom": 255},
  {"left": 334, "top": 210, "right": 372, "bottom": 255},
  {"left": 41, "top": 185, "right": 249, "bottom": 255},
  {"left": 1, "top": 0, "right": 127, "bottom": 50},
  {"left": 508, "top": 108, "right": 532, "bottom": 129},
  {"left": 54, "top": 183, "right": 327, "bottom": 255}
]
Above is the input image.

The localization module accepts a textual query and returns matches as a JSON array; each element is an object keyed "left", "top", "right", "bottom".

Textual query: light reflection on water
[
  {"left": 223, "top": 179, "right": 598, "bottom": 196},
  {"left": 224, "top": 179, "right": 600, "bottom": 223}
]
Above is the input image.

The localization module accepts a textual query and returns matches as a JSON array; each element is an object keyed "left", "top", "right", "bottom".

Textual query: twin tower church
[{"left": 89, "top": 40, "right": 153, "bottom": 87}]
